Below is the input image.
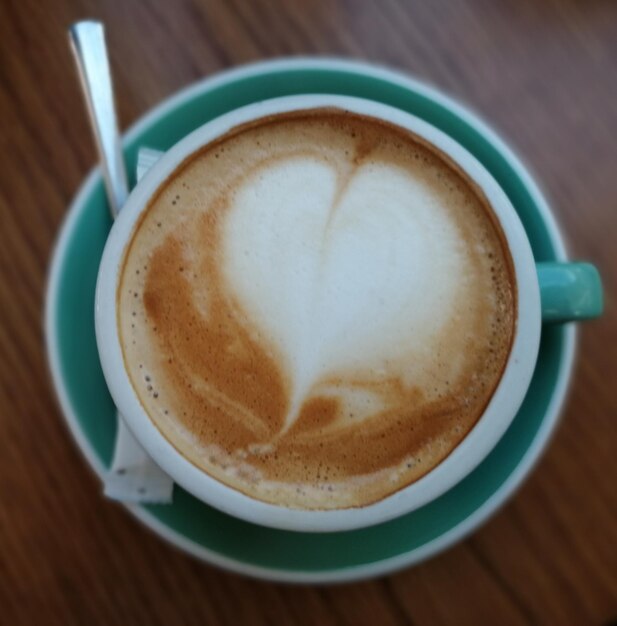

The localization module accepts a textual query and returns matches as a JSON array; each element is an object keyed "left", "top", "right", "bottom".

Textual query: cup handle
[{"left": 537, "top": 262, "right": 603, "bottom": 323}]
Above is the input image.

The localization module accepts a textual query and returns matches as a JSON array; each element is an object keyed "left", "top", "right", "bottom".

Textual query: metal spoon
[
  {"left": 69, "top": 20, "right": 128, "bottom": 217},
  {"left": 69, "top": 20, "right": 172, "bottom": 502}
]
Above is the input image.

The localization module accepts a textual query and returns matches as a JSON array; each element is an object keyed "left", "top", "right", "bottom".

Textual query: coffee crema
[{"left": 118, "top": 109, "right": 516, "bottom": 510}]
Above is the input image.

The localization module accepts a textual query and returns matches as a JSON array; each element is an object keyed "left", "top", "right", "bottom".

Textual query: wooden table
[{"left": 1, "top": 1, "right": 615, "bottom": 624}]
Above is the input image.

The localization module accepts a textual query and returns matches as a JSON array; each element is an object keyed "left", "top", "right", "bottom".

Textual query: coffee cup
[{"left": 95, "top": 95, "right": 602, "bottom": 532}]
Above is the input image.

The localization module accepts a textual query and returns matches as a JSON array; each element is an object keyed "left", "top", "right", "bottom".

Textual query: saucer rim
[{"left": 45, "top": 57, "right": 576, "bottom": 583}]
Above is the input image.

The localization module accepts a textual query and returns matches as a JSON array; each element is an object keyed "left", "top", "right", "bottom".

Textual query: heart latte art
[{"left": 118, "top": 110, "right": 515, "bottom": 509}]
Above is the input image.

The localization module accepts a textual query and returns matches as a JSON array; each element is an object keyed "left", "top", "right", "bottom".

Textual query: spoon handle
[{"left": 69, "top": 20, "right": 128, "bottom": 218}]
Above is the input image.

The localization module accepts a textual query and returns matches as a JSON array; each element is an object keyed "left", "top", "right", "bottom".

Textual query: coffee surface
[{"left": 118, "top": 109, "right": 516, "bottom": 509}]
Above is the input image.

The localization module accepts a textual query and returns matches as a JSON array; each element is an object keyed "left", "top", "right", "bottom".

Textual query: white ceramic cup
[{"left": 95, "top": 95, "right": 541, "bottom": 533}]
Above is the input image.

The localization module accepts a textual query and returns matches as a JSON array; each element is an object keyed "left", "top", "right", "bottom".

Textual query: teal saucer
[{"left": 46, "top": 59, "right": 575, "bottom": 583}]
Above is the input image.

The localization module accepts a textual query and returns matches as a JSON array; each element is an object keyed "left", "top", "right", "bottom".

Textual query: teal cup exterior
[{"left": 538, "top": 262, "right": 603, "bottom": 322}]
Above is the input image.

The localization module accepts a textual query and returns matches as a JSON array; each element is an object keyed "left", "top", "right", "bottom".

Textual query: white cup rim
[{"left": 95, "top": 94, "right": 541, "bottom": 532}]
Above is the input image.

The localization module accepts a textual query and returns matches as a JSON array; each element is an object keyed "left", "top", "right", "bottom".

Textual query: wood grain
[{"left": 0, "top": 0, "right": 615, "bottom": 624}]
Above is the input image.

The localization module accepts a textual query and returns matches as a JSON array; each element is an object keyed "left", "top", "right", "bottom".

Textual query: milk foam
[
  {"left": 118, "top": 110, "right": 515, "bottom": 510},
  {"left": 223, "top": 157, "right": 465, "bottom": 432}
]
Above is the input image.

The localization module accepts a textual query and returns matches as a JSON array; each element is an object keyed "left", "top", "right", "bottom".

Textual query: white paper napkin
[{"left": 103, "top": 146, "right": 172, "bottom": 504}]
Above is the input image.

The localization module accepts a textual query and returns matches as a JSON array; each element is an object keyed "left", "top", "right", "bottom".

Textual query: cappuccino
[{"left": 118, "top": 109, "right": 515, "bottom": 509}]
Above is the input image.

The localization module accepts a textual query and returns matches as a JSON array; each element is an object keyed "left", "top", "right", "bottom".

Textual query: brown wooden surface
[{"left": 1, "top": 0, "right": 615, "bottom": 624}]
